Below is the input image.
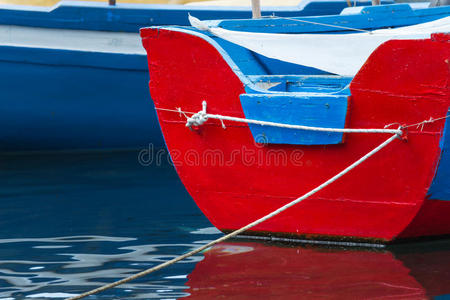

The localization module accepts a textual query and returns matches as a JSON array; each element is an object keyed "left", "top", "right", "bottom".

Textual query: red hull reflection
[{"left": 185, "top": 241, "right": 450, "bottom": 299}]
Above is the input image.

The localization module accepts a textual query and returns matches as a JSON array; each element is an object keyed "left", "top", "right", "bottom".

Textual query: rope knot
[{"left": 186, "top": 101, "right": 208, "bottom": 128}]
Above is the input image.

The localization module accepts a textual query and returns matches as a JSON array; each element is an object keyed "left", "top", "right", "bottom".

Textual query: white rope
[
  {"left": 192, "top": 14, "right": 370, "bottom": 34},
  {"left": 161, "top": 101, "right": 403, "bottom": 135},
  {"left": 66, "top": 131, "right": 400, "bottom": 300},
  {"left": 185, "top": 101, "right": 208, "bottom": 127},
  {"left": 269, "top": 16, "right": 372, "bottom": 33},
  {"left": 404, "top": 114, "right": 450, "bottom": 131}
]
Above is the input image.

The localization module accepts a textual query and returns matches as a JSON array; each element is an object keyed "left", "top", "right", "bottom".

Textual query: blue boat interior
[
  {"left": 246, "top": 75, "right": 352, "bottom": 93},
  {"left": 240, "top": 92, "right": 349, "bottom": 145},
  {"left": 241, "top": 76, "right": 351, "bottom": 145}
]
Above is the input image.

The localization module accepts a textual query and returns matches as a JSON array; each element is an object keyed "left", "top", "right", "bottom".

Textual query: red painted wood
[
  {"left": 399, "top": 199, "right": 450, "bottom": 238},
  {"left": 141, "top": 28, "right": 450, "bottom": 242},
  {"left": 185, "top": 242, "right": 450, "bottom": 299}
]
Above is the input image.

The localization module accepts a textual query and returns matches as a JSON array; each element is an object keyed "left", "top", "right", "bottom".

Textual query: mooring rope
[
  {"left": 156, "top": 102, "right": 402, "bottom": 135},
  {"left": 265, "top": 16, "right": 372, "bottom": 33},
  {"left": 67, "top": 129, "right": 400, "bottom": 300}
]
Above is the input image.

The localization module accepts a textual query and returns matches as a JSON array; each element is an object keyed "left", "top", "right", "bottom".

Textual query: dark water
[{"left": 0, "top": 150, "right": 449, "bottom": 299}]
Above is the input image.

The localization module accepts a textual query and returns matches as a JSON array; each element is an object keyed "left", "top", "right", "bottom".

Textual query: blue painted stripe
[{"left": 428, "top": 110, "right": 450, "bottom": 201}]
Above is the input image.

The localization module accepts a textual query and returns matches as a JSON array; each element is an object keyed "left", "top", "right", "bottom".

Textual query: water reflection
[
  {"left": 186, "top": 240, "right": 450, "bottom": 299},
  {"left": 0, "top": 233, "right": 218, "bottom": 299}
]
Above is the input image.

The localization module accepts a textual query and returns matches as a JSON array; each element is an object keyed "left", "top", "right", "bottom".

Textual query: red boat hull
[{"left": 141, "top": 28, "right": 450, "bottom": 243}]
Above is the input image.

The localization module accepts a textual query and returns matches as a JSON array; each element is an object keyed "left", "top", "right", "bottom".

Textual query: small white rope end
[
  {"left": 188, "top": 15, "right": 210, "bottom": 31},
  {"left": 416, "top": 117, "right": 434, "bottom": 131},
  {"left": 220, "top": 119, "right": 226, "bottom": 129}
]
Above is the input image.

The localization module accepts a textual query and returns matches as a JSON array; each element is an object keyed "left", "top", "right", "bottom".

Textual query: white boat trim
[{"left": 0, "top": 25, "right": 145, "bottom": 54}]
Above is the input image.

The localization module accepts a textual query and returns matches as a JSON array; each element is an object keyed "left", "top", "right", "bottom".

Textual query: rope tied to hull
[
  {"left": 165, "top": 101, "right": 404, "bottom": 135},
  {"left": 185, "top": 101, "right": 208, "bottom": 128}
]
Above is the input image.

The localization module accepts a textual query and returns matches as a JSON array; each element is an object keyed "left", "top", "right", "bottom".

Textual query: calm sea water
[{"left": 0, "top": 150, "right": 449, "bottom": 299}]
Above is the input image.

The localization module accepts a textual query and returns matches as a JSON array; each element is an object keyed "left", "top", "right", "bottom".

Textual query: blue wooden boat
[{"left": 1, "top": 0, "right": 446, "bottom": 151}]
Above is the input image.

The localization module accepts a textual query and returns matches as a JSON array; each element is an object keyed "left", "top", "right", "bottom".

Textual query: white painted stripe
[
  {"left": 0, "top": 25, "right": 145, "bottom": 54},
  {"left": 191, "top": 15, "right": 450, "bottom": 76}
]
